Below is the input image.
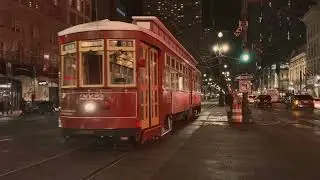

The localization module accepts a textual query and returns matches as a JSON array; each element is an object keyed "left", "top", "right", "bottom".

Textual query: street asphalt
[{"left": 1, "top": 104, "right": 320, "bottom": 179}]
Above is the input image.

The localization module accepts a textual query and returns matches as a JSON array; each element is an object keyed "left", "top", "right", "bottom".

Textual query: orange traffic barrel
[{"left": 232, "top": 103, "right": 242, "bottom": 123}]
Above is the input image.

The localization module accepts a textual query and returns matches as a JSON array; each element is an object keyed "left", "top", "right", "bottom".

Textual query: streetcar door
[
  {"left": 139, "top": 45, "right": 150, "bottom": 129},
  {"left": 149, "top": 48, "right": 159, "bottom": 127},
  {"left": 138, "top": 45, "right": 159, "bottom": 128}
]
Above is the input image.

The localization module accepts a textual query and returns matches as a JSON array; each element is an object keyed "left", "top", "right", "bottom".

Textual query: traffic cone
[{"left": 232, "top": 103, "right": 242, "bottom": 123}]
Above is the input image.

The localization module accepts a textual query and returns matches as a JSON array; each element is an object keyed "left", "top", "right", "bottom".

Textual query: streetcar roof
[
  {"left": 58, "top": 17, "right": 200, "bottom": 71},
  {"left": 58, "top": 19, "right": 140, "bottom": 36}
]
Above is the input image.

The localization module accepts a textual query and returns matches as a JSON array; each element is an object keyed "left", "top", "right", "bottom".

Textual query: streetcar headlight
[{"left": 83, "top": 102, "right": 97, "bottom": 113}]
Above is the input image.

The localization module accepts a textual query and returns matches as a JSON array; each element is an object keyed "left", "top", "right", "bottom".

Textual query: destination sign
[{"left": 80, "top": 40, "right": 104, "bottom": 48}]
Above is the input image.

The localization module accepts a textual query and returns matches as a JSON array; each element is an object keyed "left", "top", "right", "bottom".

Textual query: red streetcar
[{"left": 58, "top": 16, "right": 201, "bottom": 144}]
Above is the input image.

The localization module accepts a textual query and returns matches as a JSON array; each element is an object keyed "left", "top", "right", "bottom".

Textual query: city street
[{"left": 1, "top": 104, "right": 320, "bottom": 179}]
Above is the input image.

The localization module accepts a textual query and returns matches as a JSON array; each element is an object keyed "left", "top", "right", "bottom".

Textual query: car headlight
[
  {"left": 83, "top": 102, "right": 97, "bottom": 113},
  {"left": 58, "top": 118, "right": 62, "bottom": 127}
]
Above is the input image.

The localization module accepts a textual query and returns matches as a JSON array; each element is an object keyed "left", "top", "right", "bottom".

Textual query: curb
[{"left": 299, "top": 119, "right": 320, "bottom": 128}]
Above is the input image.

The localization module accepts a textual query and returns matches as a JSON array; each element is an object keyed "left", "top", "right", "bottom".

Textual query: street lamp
[
  {"left": 203, "top": 74, "right": 207, "bottom": 77},
  {"left": 221, "top": 44, "right": 229, "bottom": 52},
  {"left": 213, "top": 45, "right": 219, "bottom": 52},
  {"left": 212, "top": 44, "right": 229, "bottom": 54},
  {"left": 218, "top": 32, "right": 223, "bottom": 38},
  {"left": 224, "top": 64, "right": 228, "bottom": 68}
]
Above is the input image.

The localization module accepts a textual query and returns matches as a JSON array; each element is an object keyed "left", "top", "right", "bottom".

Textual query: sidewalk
[
  {"left": 149, "top": 107, "right": 320, "bottom": 180},
  {"left": 0, "top": 111, "right": 22, "bottom": 122}
]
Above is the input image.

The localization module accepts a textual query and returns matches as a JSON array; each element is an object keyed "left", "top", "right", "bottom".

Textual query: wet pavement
[{"left": 1, "top": 104, "right": 320, "bottom": 179}]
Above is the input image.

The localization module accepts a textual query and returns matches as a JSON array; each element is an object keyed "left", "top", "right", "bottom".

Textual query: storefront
[
  {"left": 0, "top": 76, "right": 22, "bottom": 111},
  {"left": 14, "top": 75, "right": 58, "bottom": 104}
]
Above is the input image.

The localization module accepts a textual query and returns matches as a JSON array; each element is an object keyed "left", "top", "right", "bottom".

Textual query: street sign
[
  {"left": 236, "top": 74, "right": 253, "bottom": 80},
  {"left": 239, "top": 20, "right": 248, "bottom": 30},
  {"left": 239, "top": 80, "right": 251, "bottom": 93}
]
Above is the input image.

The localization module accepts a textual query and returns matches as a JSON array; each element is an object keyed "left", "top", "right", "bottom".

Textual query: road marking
[{"left": 0, "top": 136, "right": 12, "bottom": 142}]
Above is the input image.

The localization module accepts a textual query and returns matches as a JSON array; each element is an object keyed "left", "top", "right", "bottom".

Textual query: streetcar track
[
  {"left": 81, "top": 152, "right": 130, "bottom": 180},
  {"left": 0, "top": 147, "right": 81, "bottom": 178},
  {"left": 0, "top": 104, "right": 210, "bottom": 179},
  {"left": 0, "top": 138, "right": 98, "bottom": 178},
  {"left": 0, "top": 136, "right": 12, "bottom": 143}
]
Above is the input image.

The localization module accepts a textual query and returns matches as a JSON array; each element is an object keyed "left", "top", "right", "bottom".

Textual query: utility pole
[
  {"left": 241, "top": 0, "right": 248, "bottom": 48},
  {"left": 300, "top": 71, "right": 302, "bottom": 91}
]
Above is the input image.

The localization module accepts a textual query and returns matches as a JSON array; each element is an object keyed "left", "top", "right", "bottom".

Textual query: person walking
[{"left": 225, "top": 93, "right": 234, "bottom": 112}]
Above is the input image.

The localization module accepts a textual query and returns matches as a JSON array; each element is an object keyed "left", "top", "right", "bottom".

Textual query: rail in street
[{"left": 1, "top": 104, "right": 320, "bottom": 179}]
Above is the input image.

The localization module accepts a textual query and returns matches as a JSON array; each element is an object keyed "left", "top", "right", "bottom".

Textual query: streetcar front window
[
  {"left": 62, "top": 54, "right": 77, "bottom": 87},
  {"left": 80, "top": 51, "right": 103, "bottom": 85},
  {"left": 109, "top": 51, "right": 134, "bottom": 84},
  {"left": 79, "top": 39, "right": 105, "bottom": 87},
  {"left": 107, "top": 39, "right": 135, "bottom": 86}
]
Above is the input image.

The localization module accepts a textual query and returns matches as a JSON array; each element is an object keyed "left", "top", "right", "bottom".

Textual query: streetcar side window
[
  {"left": 61, "top": 42, "right": 77, "bottom": 88},
  {"left": 164, "top": 54, "right": 171, "bottom": 88},
  {"left": 62, "top": 54, "right": 77, "bottom": 87}
]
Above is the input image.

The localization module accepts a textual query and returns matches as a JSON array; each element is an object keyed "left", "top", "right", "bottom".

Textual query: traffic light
[{"left": 240, "top": 52, "right": 250, "bottom": 63}]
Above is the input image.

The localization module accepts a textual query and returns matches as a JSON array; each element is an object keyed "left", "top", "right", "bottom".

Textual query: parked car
[
  {"left": 248, "top": 95, "right": 256, "bottom": 103},
  {"left": 288, "top": 94, "right": 314, "bottom": 110},
  {"left": 254, "top": 95, "right": 272, "bottom": 109}
]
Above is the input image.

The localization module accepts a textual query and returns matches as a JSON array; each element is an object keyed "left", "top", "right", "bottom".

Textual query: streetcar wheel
[
  {"left": 167, "top": 116, "right": 173, "bottom": 131},
  {"left": 161, "top": 115, "right": 173, "bottom": 136},
  {"left": 193, "top": 109, "right": 199, "bottom": 119}
]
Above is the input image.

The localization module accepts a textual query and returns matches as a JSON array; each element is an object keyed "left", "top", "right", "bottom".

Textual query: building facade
[
  {"left": 303, "top": 3, "right": 320, "bottom": 97},
  {"left": 289, "top": 51, "right": 307, "bottom": 93},
  {"left": 93, "top": 0, "right": 129, "bottom": 22},
  {"left": 143, "top": 0, "right": 202, "bottom": 59},
  {"left": 259, "top": 63, "right": 289, "bottom": 92},
  {"left": 248, "top": 0, "right": 315, "bottom": 67},
  {"left": 0, "top": 0, "right": 91, "bottom": 109}
]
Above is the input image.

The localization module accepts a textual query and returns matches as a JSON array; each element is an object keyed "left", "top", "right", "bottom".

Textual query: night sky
[{"left": 212, "top": 0, "right": 242, "bottom": 31}]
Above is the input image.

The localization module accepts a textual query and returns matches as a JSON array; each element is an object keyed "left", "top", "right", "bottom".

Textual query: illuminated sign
[
  {"left": 117, "top": 8, "right": 126, "bottom": 17},
  {"left": 62, "top": 43, "right": 76, "bottom": 51},
  {"left": 38, "top": 81, "right": 48, "bottom": 85},
  {"left": 0, "top": 83, "right": 11, "bottom": 89},
  {"left": 80, "top": 40, "right": 103, "bottom": 48}
]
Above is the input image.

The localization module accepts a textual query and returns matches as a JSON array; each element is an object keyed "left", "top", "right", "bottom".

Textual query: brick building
[{"left": 0, "top": 0, "right": 91, "bottom": 110}]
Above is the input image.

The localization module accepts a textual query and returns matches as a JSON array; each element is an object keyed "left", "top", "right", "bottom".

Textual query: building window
[
  {"left": 77, "top": 0, "right": 81, "bottom": 11},
  {"left": 50, "top": 32, "right": 57, "bottom": 45},
  {"left": 31, "top": 25, "right": 39, "bottom": 38},
  {"left": 68, "top": 12, "right": 76, "bottom": 25},
  {"left": 11, "top": 19, "right": 21, "bottom": 32},
  {"left": 0, "top": 42, "right": 4, "bottom": 59},
  {"left": 52, "top": 0, "right": 58, "bottom": 6},
  {"left": 0, "top": 14, "right": 4, "bottom": 28},
  {"left": 69, "top": 0, "right": 76, "bottom": 8},
  {"left": 85, "top": 2, "right": 90, "bottom": 17}
]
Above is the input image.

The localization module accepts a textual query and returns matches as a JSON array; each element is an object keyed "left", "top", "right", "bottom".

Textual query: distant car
[
  {"left": 289, "top": 95, "right": 314, "bottom": 109},
  {"left": 283, "top": 93, "right": 294, "bottom": 104},
  {"left": 248, "top": 95, "right": 256, "bottom": 103},
  {"left": 254, "top": 95, "right": 272, "bottom": 109}
]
